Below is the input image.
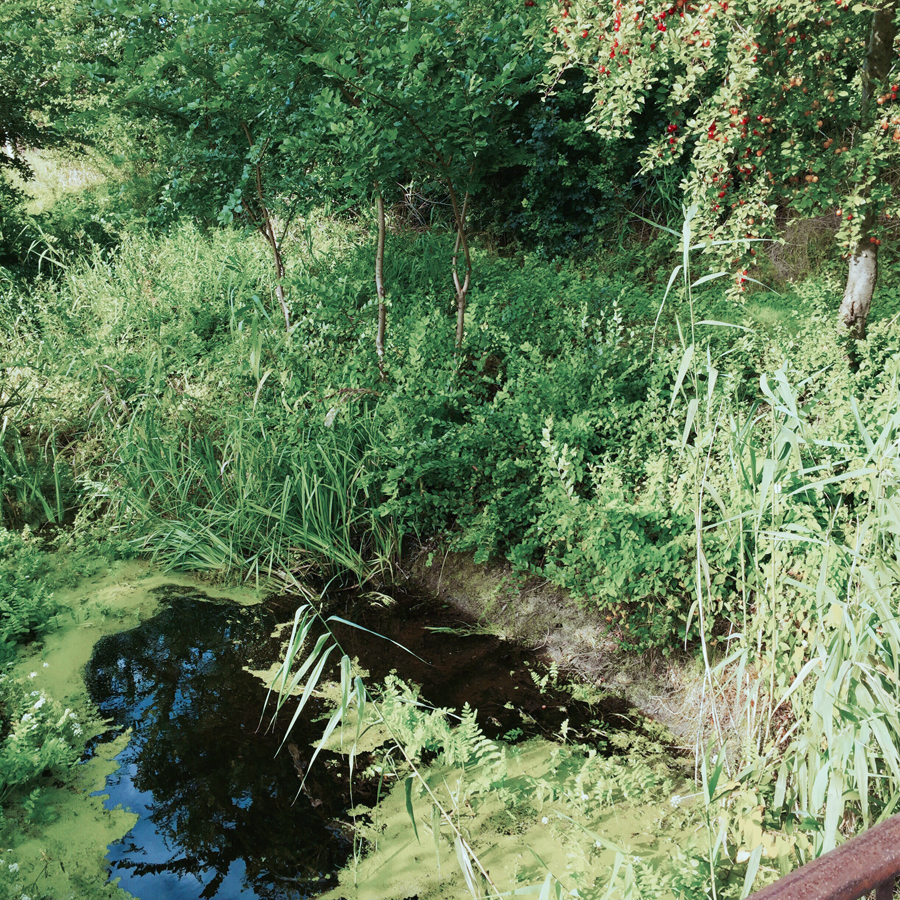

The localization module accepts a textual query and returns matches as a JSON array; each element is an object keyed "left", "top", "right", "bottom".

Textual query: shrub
[{"left": 0, "top": 671, "right": 86, "bottom": 806}]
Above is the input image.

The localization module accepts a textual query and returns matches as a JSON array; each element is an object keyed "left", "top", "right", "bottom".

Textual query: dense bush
[
  {"left": 484, "top": 74, "right": 641, "bottom": 256},
  {"left": 3, "top": 217, "right": 899, "bottom": 654}
]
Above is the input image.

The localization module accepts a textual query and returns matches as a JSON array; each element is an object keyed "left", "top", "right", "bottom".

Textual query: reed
[{"left": 663, "top": 206, "right": 900, "bottom": 893}]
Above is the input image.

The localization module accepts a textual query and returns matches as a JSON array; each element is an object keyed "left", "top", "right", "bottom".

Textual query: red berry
[{"left": 582, "top": 29, "right": 588, "bottom": 36}]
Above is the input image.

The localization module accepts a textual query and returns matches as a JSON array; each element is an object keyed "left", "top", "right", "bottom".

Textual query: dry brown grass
[{"left": 765, "top": 210, "right": 841, "bottom": 282}]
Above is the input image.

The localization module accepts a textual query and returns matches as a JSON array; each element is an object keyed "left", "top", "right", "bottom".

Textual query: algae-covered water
[
  {"left": 84, "top": 586, "right": 355, "bottom": 899},
  {"left": 5, "top": 563, "right": 692, "bottom": 900}
]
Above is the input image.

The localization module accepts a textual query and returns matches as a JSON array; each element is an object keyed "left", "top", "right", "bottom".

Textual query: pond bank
[
  {"left": 2, "top": 549, "right": 707, "bottom": 900},
  {"left": 405, "top": 545, "right": 709, "bottom": 753}
]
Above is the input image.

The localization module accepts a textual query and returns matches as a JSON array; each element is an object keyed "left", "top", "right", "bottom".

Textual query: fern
[{"left": 0, "top": 527, "right": 57, "bottom": 654}]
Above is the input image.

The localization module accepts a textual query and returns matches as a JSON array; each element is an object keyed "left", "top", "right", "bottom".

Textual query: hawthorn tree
[{"left": 548, "top": 0, "right": 900, "bottom": 337}]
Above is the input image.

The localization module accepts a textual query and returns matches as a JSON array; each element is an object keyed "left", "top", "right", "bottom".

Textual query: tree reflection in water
[{"left": 85, "top": 586, "right": 353, "bottom": 900}]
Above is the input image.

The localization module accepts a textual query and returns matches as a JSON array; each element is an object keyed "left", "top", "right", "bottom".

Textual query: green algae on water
[
  {"left": 318, "top": 735, "right": 693, "bottom": 900},
  {"left": 1, "top": 558, "right": 263, "bottom": 900}
]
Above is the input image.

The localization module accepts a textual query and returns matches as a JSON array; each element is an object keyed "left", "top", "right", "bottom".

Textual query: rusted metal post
[{"left": 748, "top": 814, "right": 900, "bottom": 900}]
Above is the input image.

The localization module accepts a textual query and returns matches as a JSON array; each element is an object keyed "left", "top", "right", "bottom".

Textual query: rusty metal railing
[{"left": 748, "top": 814, "right": 900, "bottom": 900}]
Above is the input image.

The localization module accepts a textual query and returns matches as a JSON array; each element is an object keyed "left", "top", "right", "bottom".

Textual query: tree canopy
[{"left": 549, "top": 0, "right": 900, "bottom": 333}]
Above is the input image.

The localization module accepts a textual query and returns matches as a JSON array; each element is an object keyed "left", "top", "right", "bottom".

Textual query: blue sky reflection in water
[{"left": 85, "top": 586, "right": 353, "bottom": 900}]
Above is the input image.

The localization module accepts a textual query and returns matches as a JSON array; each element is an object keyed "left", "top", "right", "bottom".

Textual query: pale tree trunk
[
  {"left": 262, "top": 214, "right": 291, "bottom": 332},
  {"left": 839, "top": 0, "right": 896, "bottom": 339},
  {"left": 374, "top": 192, "right": 387, "bottom": 380},
  {"left": 840, "top": 242, "right": 877, "bottom": 339},
  {"left": 448, "top": 182, "right": 471, "bottom": 347}
]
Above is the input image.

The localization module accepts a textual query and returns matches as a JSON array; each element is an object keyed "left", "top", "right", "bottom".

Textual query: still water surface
[{"left": 85, "top": 584, "right": 636, "bottom": 899}]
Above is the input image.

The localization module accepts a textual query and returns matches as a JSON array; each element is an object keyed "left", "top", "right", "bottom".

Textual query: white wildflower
[
  {"left": 541, "top": 817, "right": 549, "bottom": 825},
  {"left": 32, "top": 697, "right": 45, "bottom": 711},
  {"left": 42, "top": 662, "right": 49, "bottom": 668},
  {"left": 20, "top": 714, "right": 32, "bottom": 723},
  {"left": 28, "top": 672, "right": 36, "bottom": 679},
  {"left": 8, "top": 862, "right": 18, "bottom": 873},
  {"left": 581, "top": 793, "right": 589, "bottom": 801},
  {"left": 670, "top": 794, "right": 682, "bottom": 807},
  {"left": 773, "top": 483, "right": 782, "bottom": 494}
]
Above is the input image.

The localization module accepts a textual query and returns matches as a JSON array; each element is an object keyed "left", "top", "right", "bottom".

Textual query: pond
[{"left": 84, "top": 583, "right": 647, "bottom": 900}]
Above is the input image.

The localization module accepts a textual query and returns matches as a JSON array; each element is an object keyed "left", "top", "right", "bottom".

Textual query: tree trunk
[
  {"left": 374, "top": 192, "right": 387, "bottom": 380},
  {"left": 840, "top": 241, "right": 877, "bottom": 340},
  {"left": 448, "top": 183, "right": 471, "bottom": 347},
  {"left": 838, "top": 0, "right": 896, "bottom": 339},
  {"left": 268, "top": 227, "right": 291, "bottom": 333},
  {"left": 241, "top": 121, "right": 291, "bottom": 331}
]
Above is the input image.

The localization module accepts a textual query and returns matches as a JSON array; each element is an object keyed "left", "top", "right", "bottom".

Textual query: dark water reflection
[
  {"left": 85, "top": 587, "right": 352, "bottom": 900},
  {"left": 85, "top": 585, "right": 642, "bottom": 900}
]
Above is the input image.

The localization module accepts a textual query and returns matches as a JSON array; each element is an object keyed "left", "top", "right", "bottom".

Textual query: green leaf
[
  {"left": 405, "top": 776, "right": 420, "bottom": 844},
  {"left": 669, "top": 343, "right": 694, "bottom": 415},
  {"left": 455, "top": 835, "right": 479, "bottom": 900}
]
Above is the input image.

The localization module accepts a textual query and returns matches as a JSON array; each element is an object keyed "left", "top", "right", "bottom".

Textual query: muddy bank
[{"left": 405, "top": 546, "right": 705, "bottom": 751}]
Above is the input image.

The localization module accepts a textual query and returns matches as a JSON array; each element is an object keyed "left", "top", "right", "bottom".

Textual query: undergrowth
[{"left": 2, "top": 204, "right": 900, "bottom": 894}]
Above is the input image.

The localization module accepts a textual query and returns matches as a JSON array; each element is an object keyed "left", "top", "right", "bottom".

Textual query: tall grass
[
  {"left": 104, "top": 406, "right": 401, "bottom": 584},
  {"left": 0, "top": 420, "right": 67, "bottom": 527},
  {"left": 664, "top": 207, "right": 900, "bottom": 892}
]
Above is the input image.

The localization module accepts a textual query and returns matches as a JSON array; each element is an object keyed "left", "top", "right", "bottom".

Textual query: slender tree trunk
[
  {"left": 839, "top": 0, "right": 896, "bottom": 339},
  {"left": 448, "top": 182, "right": 471, "bottom": 347},
  {"left": 241, "top": 122, "right": 291, "bottom": 331},
  {"left": 374, "top": 192, "right": 387, "bottom": 380},
  {"left": 267, "top": 222, "right": 291, "bottom": 332}
]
